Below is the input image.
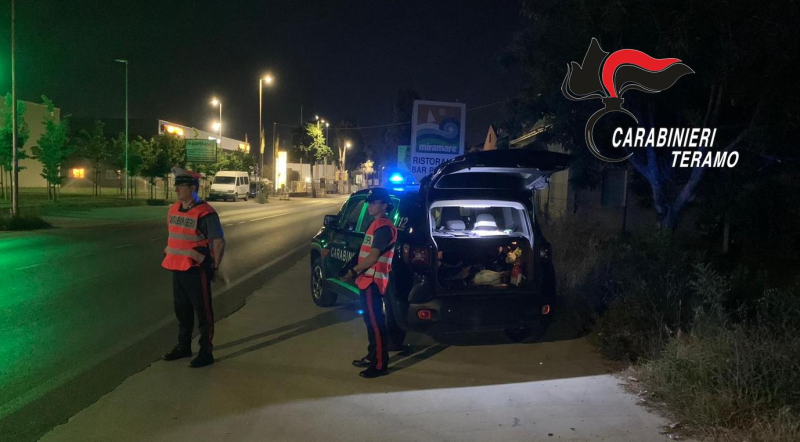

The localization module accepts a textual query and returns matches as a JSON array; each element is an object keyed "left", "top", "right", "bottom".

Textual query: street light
[
  {"left": 210, "top": 97, "right": 222, "bottom": 141},
  {"left": 339, "top": 141, "right": 351, "bottom": 194},
  {"left": 115, "top": 58, "right": 129, "bottom": 200},
  {"left": 258, "top": 74, "right": 274, "bottom": 192}
]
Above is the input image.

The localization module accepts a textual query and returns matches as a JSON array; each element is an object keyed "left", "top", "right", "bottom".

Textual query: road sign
[
  {"left": 185, "top": 139, "right": 218, "bottom": 163},
  {"left": 409, "top": 100, "right": 466, "bottom": 183}
]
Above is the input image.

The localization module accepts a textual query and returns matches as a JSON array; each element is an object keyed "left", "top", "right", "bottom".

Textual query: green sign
[
  {"left": 397, "top": 145, "right": 411, "bottom": 172},
  {"left": 186, "top": 139, "right": 218, "bottom": 163}
]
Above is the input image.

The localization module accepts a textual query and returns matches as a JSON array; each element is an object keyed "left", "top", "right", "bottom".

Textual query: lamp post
[
  {"left": 259, "top": 75, "right": 273, "bottom": 191},
  {"left": 114, "top": 58, "right": 129, "bottom": 200},
  {"left": 11, "top": 0, "right": 18, "bottom": 214},
  {"left": 339, "top": 141, "right": 351, "bottom": 194},
  {"left": 211, "top": 97, "right": 222, "bottom": 141}
]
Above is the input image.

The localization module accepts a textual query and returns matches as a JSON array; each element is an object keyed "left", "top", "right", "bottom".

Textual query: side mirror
[{"left": 323, "top": 215, "right": 339, "bottom": 228}]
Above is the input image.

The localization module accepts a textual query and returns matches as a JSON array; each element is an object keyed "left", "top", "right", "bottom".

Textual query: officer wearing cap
[
  {"left": 341, "top": 187, "right": 398, "bottom": 378},
  {"left": 161, "top": 167, "right": 225, "bottom": 368}
]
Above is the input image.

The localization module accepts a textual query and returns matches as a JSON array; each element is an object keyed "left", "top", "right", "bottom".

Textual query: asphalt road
[{"left": 0, "top": 196, "right": 347, "bottom": 441}]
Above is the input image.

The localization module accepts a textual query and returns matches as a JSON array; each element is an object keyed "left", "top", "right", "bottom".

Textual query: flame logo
[{"left": 562, "top": 38, "right": 694, "bottom": 162}]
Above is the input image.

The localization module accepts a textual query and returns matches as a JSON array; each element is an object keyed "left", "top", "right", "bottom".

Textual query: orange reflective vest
[
  {"left": 355, "top": 217, "right": 398, "bottom": 295},
  {"left": 161, "top": 201, "right": 217, "bottom": 271}
]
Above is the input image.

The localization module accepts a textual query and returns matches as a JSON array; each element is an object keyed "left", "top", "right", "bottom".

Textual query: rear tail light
[
  {"left": 541, "top": 305, "right": 551, "bottom": 315},
  {"left": 403, "top": 244, "right": 430, "bottom": 266},
  {"left": 539, "top": 243, "right": 552, "bottom": 260},
  {"left": 417, "top": 309, "right": 432, "bottom": 320}
]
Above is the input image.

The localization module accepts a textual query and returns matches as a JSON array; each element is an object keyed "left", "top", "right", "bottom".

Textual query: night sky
[{"left": 0, "top": 0, "right": 522, "bottom": 150}]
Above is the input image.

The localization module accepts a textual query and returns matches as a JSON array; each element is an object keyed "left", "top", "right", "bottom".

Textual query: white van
[{"left": 209, "top": 171, "right": 250, "bottom": 202}]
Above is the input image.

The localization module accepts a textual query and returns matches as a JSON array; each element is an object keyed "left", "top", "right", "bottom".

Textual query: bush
[{"left": 0, "top": 214, "right": 52, "bottom": 231}]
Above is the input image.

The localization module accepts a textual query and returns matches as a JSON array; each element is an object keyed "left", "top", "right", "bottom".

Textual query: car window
[
  {"left": 339, "top": 197, "right": 367, "bottom": 232},
  {"left": 213, "top": 176, "right": 234, "bottom": 184},
  {"left": 243, "top": 177, "right": 249, "bottom": 185}
]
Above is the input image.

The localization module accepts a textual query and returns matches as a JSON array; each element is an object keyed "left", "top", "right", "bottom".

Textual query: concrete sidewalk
[{"left": 40, "top": 258, "right": 680, "bottom": 442}]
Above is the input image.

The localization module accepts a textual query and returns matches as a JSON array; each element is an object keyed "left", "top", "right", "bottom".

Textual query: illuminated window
[{"left": 71, "top": 168, "right": 86, "bottom": 179}]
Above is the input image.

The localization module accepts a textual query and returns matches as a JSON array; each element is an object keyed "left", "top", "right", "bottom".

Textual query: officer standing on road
[
  {"left": 161, "top": 167, "right": 225, "bottom": 368},
  {"left": 341, "top": 188, "right": 398, "bottom": 378}
]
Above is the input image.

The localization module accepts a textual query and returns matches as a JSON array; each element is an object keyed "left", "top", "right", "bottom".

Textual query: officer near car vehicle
[
  {"left": 341, "top": 187, "right": 398, "bottom": 378},
  {"left": 161, "top": 167, "right": 226, "bottom": 368}
]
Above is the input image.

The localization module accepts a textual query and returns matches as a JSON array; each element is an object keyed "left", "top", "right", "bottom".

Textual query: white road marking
[
  {"left": 224, "top": 224, "right": 234, "bottom": 227},
  {"left": 113, "top": 244, "right": 133, "bottom": 249},
  {"left": 14, "top": 263, "right": 43, "bottom": 271}
]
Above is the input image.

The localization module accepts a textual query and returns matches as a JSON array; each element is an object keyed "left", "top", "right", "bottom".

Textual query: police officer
[
  {"left": 161, "top": 167, "right": 225, "bottom": 368},
  {"left": 342, "top": 188, "right": 398, "bottom": 378}
]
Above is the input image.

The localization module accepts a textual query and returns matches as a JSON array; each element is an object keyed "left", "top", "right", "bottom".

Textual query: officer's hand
[{"left": 340, "top": 269, "right": 355, "bottom": 283}]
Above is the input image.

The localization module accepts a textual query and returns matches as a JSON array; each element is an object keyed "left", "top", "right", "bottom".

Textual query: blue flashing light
[
  {"left": 357, "top": 309, "right": 364, "bottom": 315},
  {"left": 389, "top": 173, "right": 405, "bottom": 184},
  {"left": 393, "top": 187, "right": 405, "bottom": 192}
]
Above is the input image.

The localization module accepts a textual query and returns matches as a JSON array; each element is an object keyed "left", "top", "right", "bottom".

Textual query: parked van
[{"left": 209, "top": 171, "right": 250, "bottom": 201}]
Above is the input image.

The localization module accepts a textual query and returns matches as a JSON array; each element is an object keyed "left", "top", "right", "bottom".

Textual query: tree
[
  {"left": 0, "top": 94, "right": 29, "bottom": 201},
  {"left": 76, "top": 120, "right": 110, "bottom": 196},
  {"left": 151, "top": 133, "right": 186, "bottom": 199},
  {"left": 293, "top": 123, "right": 332, "bottom": 197},
  {"left": 109, "top": 133, "right": 145, "bottom": 198},
  {"left": 382, "top": 89, "right": 418, "bottom": 168},
  {"left": 505, "top": 0, "right": 799, "bottom": 231},
  {"left": 32, "top": 96, "right": 74, "bottom": 202}
]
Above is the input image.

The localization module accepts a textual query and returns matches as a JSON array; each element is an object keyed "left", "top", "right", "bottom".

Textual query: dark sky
[{"left": 0, "top": 0, "right": 522, "bottom": 150}]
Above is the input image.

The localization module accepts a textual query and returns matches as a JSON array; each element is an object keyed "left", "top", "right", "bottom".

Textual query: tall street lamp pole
[
  {"left": 211, "top": 97, "right": 222, "bottom": 141},
  {"left": 259, "top": 75, "right": 273, "bottom": 190},
  {"left": 340, "top": 141, "right": 350, "bottom": 194},
  {"left": 11, "top": 0, "right": 18, "bottom": 215},
  {"left": 115, "top": 59, "right": 129, "bottom": 200}
]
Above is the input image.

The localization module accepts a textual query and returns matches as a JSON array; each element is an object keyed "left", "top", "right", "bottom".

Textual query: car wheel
[
  {"left": 311, "top": 256, "right": 337, "bottom": 307},
  {"left": 505, "top": 318, "right": 550, "bottom": 343},
  {"left": 244, "top": 193, "right": 248, "bottom": 201},
  {"left": 233, "top": 193, "right": 238, "bottom": 202}
]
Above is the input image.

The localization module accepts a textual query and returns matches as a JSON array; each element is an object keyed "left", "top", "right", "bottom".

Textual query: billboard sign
[
  {"left": 185, "top": 139, "right": 218, "bottom": 163},
  {"left": 409, "top": 100, "right": 466, "bottom": 183}
]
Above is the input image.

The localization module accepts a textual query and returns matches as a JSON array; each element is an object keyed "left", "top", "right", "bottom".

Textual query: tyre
[
  {"left": 310, "top": 256, "right": 337, "bottom": 307},
  {"left": 233, "top": 193, "right": 238, "bottom": 202},
  {"left": 243, "top": 193, "right": 248, "bottom": 201}
]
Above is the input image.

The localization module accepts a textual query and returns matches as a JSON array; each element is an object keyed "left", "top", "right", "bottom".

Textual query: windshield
[
  {"left": 213, "top": 176, "right": 235, "bottom": 185},
  {"left": 430, "top": 200, "right": 530, "bottom": 239}
]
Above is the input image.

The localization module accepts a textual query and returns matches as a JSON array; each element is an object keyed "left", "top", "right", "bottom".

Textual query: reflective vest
[
  {"left": 161, "top": 201, "right": 216, "bottom": 271},
  {"left": 355, "top": 217, "right": 398, "bottom": 295}
]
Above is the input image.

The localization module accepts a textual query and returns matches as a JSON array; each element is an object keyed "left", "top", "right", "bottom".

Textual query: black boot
[
  {"left": 359, "top": 367, "right": 388, "bottom": 378},
  {"left": 162, "top": 345, "right": 192, "bottom": 361},
  {"left": 352, "top": 356, "right": 373, "bottom": 368},
  {"left": 189, "top": 352, "right": 214, "bottom": 368}
]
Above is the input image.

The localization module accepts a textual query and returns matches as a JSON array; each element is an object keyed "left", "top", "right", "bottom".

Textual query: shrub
[{"left": 0, "top": 214, "right": 52, "bottom": 231}]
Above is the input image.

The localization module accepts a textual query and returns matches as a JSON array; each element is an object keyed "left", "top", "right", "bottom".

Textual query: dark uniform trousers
[
  {"left": 172, "top": 264, "right": 214, "bottom": 354},
  {"left": 360, "top": 282, "right": 389, "bottom": 371}
]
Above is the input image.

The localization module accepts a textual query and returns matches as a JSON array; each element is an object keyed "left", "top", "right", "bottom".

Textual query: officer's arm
[
  {"left": 352, "top": 249, "right": 381, "bottom": 274},
  {"left": 210, "top": 238, "right": 225, "bottom": 269}
]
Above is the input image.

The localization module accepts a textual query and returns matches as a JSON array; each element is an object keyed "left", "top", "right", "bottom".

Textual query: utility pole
[
  {"left": 272, "top": 121, "right": 277, "bottom": 193},
  {"left": 115, "top": 60, "right": 129, "bottom": 199},
  {"left": 11, "top": 0, "right": 19, "bottom": 216}
]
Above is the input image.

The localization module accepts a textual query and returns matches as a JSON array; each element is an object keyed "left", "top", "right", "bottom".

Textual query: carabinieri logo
[{"left": 562, "top": 38, "right": 694, "bottom": 163}]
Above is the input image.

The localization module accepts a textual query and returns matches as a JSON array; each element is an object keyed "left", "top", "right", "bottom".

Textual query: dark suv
[{"left": 310, "top": 149, "right": 568, "bottom": 345}]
